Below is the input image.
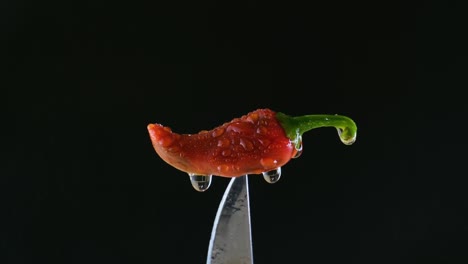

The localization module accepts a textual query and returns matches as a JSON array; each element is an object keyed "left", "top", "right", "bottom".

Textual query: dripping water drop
[
  {"left": 336, "top": 128, "right": 357, "bottom": 145},
  {"left": 262, "top": 167, "right": 281, "bottom": 184},
  {"left": 292, "top": 134, "right": 303, "bottom": 159},
  {"left": 188, "top": 174, "right": 212, "bottom": 192},
  {"left": 293, "top": 142, "right": 303, "bottom": 159}
]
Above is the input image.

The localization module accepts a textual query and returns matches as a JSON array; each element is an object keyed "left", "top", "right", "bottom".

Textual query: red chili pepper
[{"left": 147, "top": 109, "right": 357, "bottom": 184}]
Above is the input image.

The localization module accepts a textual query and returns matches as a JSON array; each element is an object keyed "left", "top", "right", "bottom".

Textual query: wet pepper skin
[{"left": 147, "top": 109, "right": 297, "bottom": 178}]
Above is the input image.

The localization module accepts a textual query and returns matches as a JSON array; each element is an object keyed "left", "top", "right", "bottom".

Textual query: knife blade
[{"left": 206, "top": 175, "right": 254, "bottom": 264}]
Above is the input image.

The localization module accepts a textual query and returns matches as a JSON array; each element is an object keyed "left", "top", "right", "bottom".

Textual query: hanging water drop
[
  {"left": 291, "top": 133, "right": 303, "bottom": 159},
  {"left": 262, "top": 167, "right": 281, "bottom": 184},
  {"left": 292, "top": 141, "right": 302, "bottom": 159},
  {"left": 336, "top": 128, "right": 357, "bottom": 145},
  {"left": 189, "top": 174, "right": 212, "bottom": 192}
]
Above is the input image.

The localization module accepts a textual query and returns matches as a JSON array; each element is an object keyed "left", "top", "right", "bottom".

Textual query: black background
[{"left": 3, "top": 0, "right": 467, "bottom": 263}]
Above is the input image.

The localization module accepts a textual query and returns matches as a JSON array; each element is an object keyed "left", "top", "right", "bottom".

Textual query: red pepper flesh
[
  {"left": 147, "top": 108, "right": 357, "bottom": 178},
  {"left": 147, "top": 109, "right": 297, "bottom": 178}
]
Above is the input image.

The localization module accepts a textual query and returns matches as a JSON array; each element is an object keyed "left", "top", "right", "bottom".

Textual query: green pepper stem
[{"left": 276, "top": 112, "right": 357, "bottom": 147}]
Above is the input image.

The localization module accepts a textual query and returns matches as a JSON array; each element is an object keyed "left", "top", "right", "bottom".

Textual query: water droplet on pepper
[
  {"left": 337, "top": 128, "right": 357, "bottom": 145},
  {"left": 246, "top": 112, "right": 259, "bottom": 124},
  {"left": 217, "top": 165, "right": 230, "bottom": 174},
  {"left": 258, "top": 138, "right": 271, "bottom": 147},
  {"left": 211, "top": 128, "right": 225, "bottom": 138},
  {"left": 260, "top": 157, "right": 278, "bottom": 168},
  {"left": 256, "top": 126, "right": 268, "bottom": 135},
  {"left": 217, "top": 138, "right": 230, "bottom": 147},
  {"left": 262, "top": 167, "right": 281, "bottom": 183},
  {"left": 188, "top": 174, "right": 212, "bottom": 192},
  {"left": 292, "top": 136, "right": 303, "bottom": 158},
  {"left": 158, "top": 136, "right": 175, "bottom": 147},
  {"left": 239, "top": 138, "right": 254, "bottom": 151},
  {"left": 292, "top": 144, "right": 303, "bottom": 158},
  {"left": 226, "top": 122, "right": 252, "bottom": 134}
]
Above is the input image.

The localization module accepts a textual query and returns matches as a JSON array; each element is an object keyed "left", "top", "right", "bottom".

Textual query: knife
[{"left": 206, "top": 175, "right": 254, "bottom": 264}]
